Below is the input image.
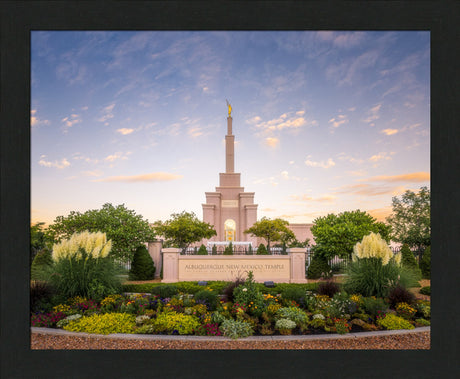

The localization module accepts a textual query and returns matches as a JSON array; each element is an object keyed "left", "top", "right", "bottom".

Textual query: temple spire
[{"left": 225, "top": 102, "right": 234, "bottom": 173}]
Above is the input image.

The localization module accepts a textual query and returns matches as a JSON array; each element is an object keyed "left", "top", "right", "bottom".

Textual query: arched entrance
[{"left": 224, "top": 219, "right": 236, "bottom": 242}]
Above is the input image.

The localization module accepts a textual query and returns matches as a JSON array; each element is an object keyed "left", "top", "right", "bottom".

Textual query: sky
[{"left": 31, "top": 31, "right": 430, "bottom": 226}]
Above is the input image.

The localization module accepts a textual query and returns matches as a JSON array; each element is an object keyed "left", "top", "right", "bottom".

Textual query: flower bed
[{"left": 31, "top": 273, "right": 430, "bottom": 339}]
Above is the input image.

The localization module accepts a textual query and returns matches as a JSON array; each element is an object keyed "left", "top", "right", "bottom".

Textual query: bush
[
  {"left": 224, "top": 242, "right": 233, "bottom": 255},
  {"left": 31, "top": 311, "right": 67, "bottom": 328},
  {"left": 30, "top": 280, "right": 56, "bottom": 313},
  {"left": 31, "top": 249, "right": 53, "bottom": 281},
  {"left": 256, "top": 243, "right": 268, "bottom": 255},
  {"left": 387, "top": 284, "right": 415, "bottom": 308},
  {"left": 247, "top": 244, "right": 253, "bottom": 255},
  {"left": 64, "top": 313, "right": 136, "bottom": 334},
  {"left": 212, "top": 245, "right": 217, "bottom": 255},
  {"left": 280, "top": 286, "right": 306, "bottom": 305},
  {"left": 220, "top": 319, "right": 254, "bottom": 339},
  {"left": 233, "top": 272, "right": 265, "bottom": 316},
  {"left": 317, "top": 280, "right": 341, "bottom": 298},
  {"left": 222, "top": 277, "right": 246, "bottom": 302},
  {"left": 275, "top": 318, "right": 296, "bottom": 333},
  {"left": 419, "top": 286, "right": 431, "bottom": 296},
  {"left": 197, "top": 244, "right": 208, "bottom": 255},
  {"left": 152, "top": 311, "right": 201, "bottom": 335},
  {"left": 377, "top": 313, "right": 414, "bottom": 330},
  {"left": 344, "top": 257, "right": 418, "bottom": 298},
  {"left": 400, "top": 244, "right": 422, "bottom": 279},
  {"left": 47, "top": 231, "right": 122, "bottom": 300},
  {"left": 129, "top": 245, "right": 156, "bottom": 281},
  {"left": 194, "top": 289, "right": 220, "bottom": 311},
  {"left": 276, "top": 307, "right": 308, "bottom": 326},
  {"left": 307, "top": 254, "right": 331, "bottom": 279},
  {"left": 361, "top": 296, "right": 389, "bottom": 319},
  {"left": 150, "top": 284, "right": 179, "bottom": 299},
  {"left": 420, "top": 246, "right": 430, "bottom": 279}
]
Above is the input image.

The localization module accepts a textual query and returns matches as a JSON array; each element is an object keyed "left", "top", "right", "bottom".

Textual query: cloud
[
  {"left": 367, "top": 207, "right": 393, "bottom": 222},
  {"left": 104, "top": 152, "right": 131, "bottom": 162},
  {"left": 93, "top": 172, "right": 183, "bottom": 183},
  {"left": 38, "top": 155, "right": 70, "bottom": 169},
  {"left": 329, "top": 114, "right": 348, "bottom": 128},
  {"left": 368, "top": 152, "right": 395, "bottom": 162},
  {"left": 290, "top": 194, "right": 336, "bottom": 202},
  {"left": 81, "top": 170, "right": 103, "bottom": 177},
  {"left": 188, "top": 127, "right": 203, "bottom": 138},
  {"left": 362, "top": 104, "right": 382, "bottom": 124},
  {"left": 333, "top": 183, "right": 407, "bottom": 197},
  {"left": 361, "top": 172, "right": 430, "bottom": 183},
  {"left": 304, "top": 155, "right": 335, "bottom": 168},
  {"left": 380, "top": 128, "right": 399, "bottom": 136},
  {"left": 117, "top": 128, "right": 134, "bottom": 135},
  {"left": 98, "top": 103, "right": 115, "bottom": 125},
  {"left": 31, "top": 109, "right": 50, "bottom": 128},
  {"left": 337, "top": 153, "right": 365, "bottom": 164},
  {"left": 72, "top": 153, "right": 99, "bottom": 164},
  {"left": 281, "top": 171, "right": 289, "bottom": 179},
  {"left": 265, "top": 137, "right": 279, "bottom": 148}
]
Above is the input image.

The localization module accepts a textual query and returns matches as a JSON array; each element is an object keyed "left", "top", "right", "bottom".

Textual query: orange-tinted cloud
[
  {"left": 362, "top": 172, "right": 430, "bottom": 182},
  {"left": 94, "top": 172, "right": 183, "bottom": 183}
]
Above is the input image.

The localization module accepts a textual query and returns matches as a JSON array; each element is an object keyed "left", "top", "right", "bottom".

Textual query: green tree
[
  {"left": 256, "top": 243, "right": 268, "bottom": 255},
  {"left": 30, "top": 222, "right": 53, "bottom": 263},
  {"left": 420, "top": 246, "right": 431, "bottom": 279},
  {"left": 244, "top": 217, "right": 295, "bottom": 253},
  {"left": 129, "top": 245, "right": 156, "bottom": 281},
  {"left": 311, "top": 210, "right": 391, "bottom": 260},
  {"left": 30, "top": 249, "right": 53, "bottom": 281},
  {"left": 386, "top": 186, "right": 430, "bottom": 249},
  {"left": 197, "top": 244, "right": 208, "bottom": 255},
  {"left": 224, "top": 242, "right": 234, "bottom": 255},
  {"left": 47, "top": 203, "right": 156, "bottom": 263},
  {"left": 152, "top": 211, "right": 216, "bottom": 253}
]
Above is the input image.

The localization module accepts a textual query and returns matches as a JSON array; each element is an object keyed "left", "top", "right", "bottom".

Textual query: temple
[{"left": 202, "top": 108, "right": 258, "bottom": 245}]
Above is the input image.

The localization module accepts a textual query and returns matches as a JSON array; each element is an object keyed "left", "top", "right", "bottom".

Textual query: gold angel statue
[{"left": 226, "top": 99, "right": 232, "bottom": 117}]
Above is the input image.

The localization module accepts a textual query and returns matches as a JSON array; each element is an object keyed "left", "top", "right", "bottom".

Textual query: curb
[{"left": 31, "top": 326, "right": 430, "bottom": 342}]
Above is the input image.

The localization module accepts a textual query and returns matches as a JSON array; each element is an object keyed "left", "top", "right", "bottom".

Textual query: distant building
[{"left": 201, "top": 107, "right": 313, "bottom": 247}]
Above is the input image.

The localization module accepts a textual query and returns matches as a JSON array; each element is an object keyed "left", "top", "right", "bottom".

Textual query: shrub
[
  {"left": 333, "top": 318, "right": 351, "bottom": 334},
  {"left": 31, "top": 249, "right": 53, "bottom": 281},
  {"left": 415, "top": 318, "right": 430, "bottom": 326},
  {"left": 194, "top": 289, "right": 220, "bottom": 311},
  {"left": 256, "top": 243, "right": 268, "bottom": 255},
  {"left": 324, "top": 292, "right": 356, "bottom": 318},
  {"left": 415, "top": 301, "right": 431, "bottom": 319},
  {"left": 212, "top": 245, "right": 217, "bottom": 255},
  {"left": 233, "top": 271, "right": 265, "bottom": 316},
  {"left": 175, "top": 282, "right": 203, "bottom": 295},
  {"left": 275, "top": 318, "right": 296, "bottom": 334},
  {"left": 30, "top": 280, "right": 56, "bottom": 313},
  {"left": 220, "top": 319, "right": 254, "bottom": 339},
  {"left": 247, "top": 244, "right": 253, "bottom": 255},
  {"left": 377, "top": 313, "right": 414, "bottom": 330},
  {"left": 344, "top": 233, "right": 418, "bottom": 297},
  {"left": 400, "top": 244, "right": 422, "bottom": 279},
  {"left": 317, "top": 280, "right": 341, "bottom": 298},
  {"left": 197, "top": 244, "right": 208, "bottom": 255},
  {"left": 152, "top": 311, "right": 201, "bottom": 335},
  {"left": 420, "top": 246, "right": 430, "bottom": 279},
  {"left": 47, "top": 231, "right": 122, "bottom": 300},
  {"left": 56, "top": 313, "right": 82, "bottom": 328},
  {"left": 361, "top": 297, "right": 389, "bottom": 319},
  {"left": 150, "top": 284, "right": 179, "bottom": 299},
  {"left": 307, "top": 254, "right": 331, "bottom": 279},
  {"left": 64, "top": 313, "right": 136, "bottom": 334},
  {"left": 276, "top": 307, "right": 308, "bottom": 326},
  {"left": 387, "top": 285, "right": 415, "bottom": 308},
  {"left": 419, "top": 286, "right": 431, "bottom": 296},
  {"left": 224, "top": 242, "right": 233, "bottom": 255},
  {"left": 129, "top": 245, "right": 155, "bottom": 281},
  {"left": 222, "top": 277, "right": 246, "bottom": 302},
  {"left": 279, "top": 286, "right": 306, "bottom": 305}
]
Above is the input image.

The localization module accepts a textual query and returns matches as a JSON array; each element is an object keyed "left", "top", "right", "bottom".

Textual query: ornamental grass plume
[
  {"left": 352, "top": 232, "right": 393, "bottom": 265},
  {"left": 52, "top": 231, "right": 112, "bottom": 261}
]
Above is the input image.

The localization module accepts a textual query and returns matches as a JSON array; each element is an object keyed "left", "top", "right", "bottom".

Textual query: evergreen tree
[
  {"left": 197, "top": 244, "right": 208, "bottom": 255},
  {"left": 420, "top": 246, "right": 431, "bottom": 279},
  {"left": 224, "top": 242, "right": 233, "bottom": 255},
  {"left": 307, "top": 254, "right": 331, "bottom": 279},
  {"left": 400, "top": 243, "right": 422, "bottom": 279},
  {"left": 257, "top": 243, "right": 268, "bottom": 255},
  {"left": 129, "top": 245, "right": 156, "bottom": 281},
  {"left": 31, "top": 248, "right": 53, "bottom": 280}
]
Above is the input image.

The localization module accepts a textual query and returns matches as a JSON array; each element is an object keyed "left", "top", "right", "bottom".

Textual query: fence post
[
  {"left": 161, "top": 248, "right": 181, "bottom": 283},
  {"left": 287, "top": 247, "right": 308, "bottom": 283},
  {"left": 148, "top": 240, "right": 163, "bottom": 279}
]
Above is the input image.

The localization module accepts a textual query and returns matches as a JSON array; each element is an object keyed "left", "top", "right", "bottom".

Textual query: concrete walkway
[{"left": 31, "top": 326, "right": 430, "bottom": 341}]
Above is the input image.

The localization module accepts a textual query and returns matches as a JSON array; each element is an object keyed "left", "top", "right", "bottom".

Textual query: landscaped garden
[{"left": 31, "top": 232, "right": 430, "bottom": 339}]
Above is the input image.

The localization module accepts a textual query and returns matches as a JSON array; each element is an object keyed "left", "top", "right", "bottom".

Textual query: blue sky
[{"left": 31, "top": 31, "right": 430, "bottom": 226}]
